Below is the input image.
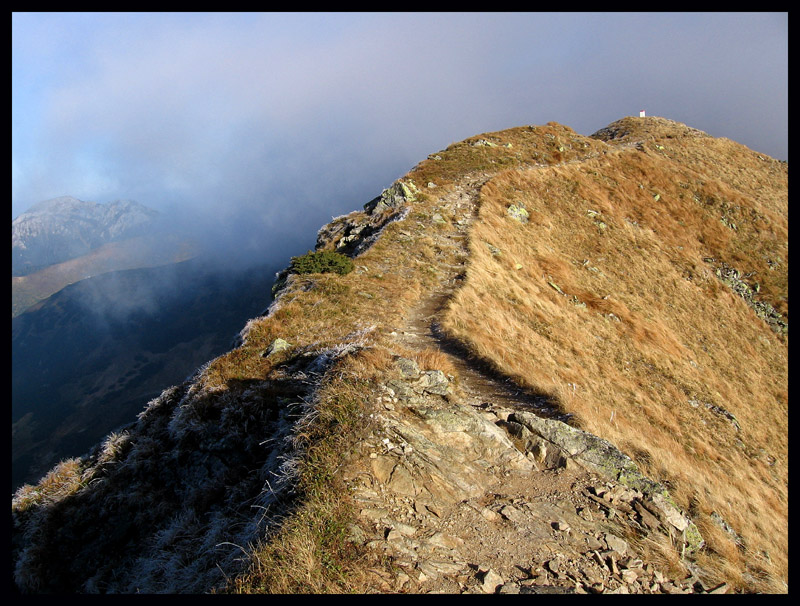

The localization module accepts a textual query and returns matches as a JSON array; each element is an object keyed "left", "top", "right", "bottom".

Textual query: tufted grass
[{"left": 439, "top": 126, "right": 787, "bottom": 592}]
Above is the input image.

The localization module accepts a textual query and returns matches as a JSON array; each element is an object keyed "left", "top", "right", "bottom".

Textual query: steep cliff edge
[{"left": 12, "top": 118, "right": 787, "bottom": 594}]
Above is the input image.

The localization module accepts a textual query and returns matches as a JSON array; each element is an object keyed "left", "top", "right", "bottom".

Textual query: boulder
[
  {"left": 395, "top": 357, "right": 421, "bottom": 379},
  {"left": 479, "top": 568, "right": 504, "bottom": 593},
  {"left": 364, "top": 180, "right": 418, "bottom": 215},
  {"left": 415, "top": 370, "right": 451, "bottom": 396},
  {"left": 507, "top": 204, "right": 530, "bottom": 223},
  {"left": 262, "top": 338, "right": 291, "bottom": 357}
]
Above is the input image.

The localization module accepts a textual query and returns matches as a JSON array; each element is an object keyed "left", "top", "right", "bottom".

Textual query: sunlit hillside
[
  {"left": 12, "top": 117, "right": 787, "bottom": 595},
  {"left": 440, "top": 118, "right": 788, "bottom": 591}
]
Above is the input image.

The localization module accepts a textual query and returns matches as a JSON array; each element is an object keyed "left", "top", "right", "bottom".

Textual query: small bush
[{"left": 290, "top": 251, "right": 354, "bottom": 276}]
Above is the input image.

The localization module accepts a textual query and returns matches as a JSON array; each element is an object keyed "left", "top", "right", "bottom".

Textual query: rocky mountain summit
[
  {"left": 11, "top": 117, "right": 787, "bottom": 594},
  {"left": 12, "top": 196, "right": 159, "bottom": 276}
]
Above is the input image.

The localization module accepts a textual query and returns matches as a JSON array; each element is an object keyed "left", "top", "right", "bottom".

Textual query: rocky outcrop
[
  {"left": 710, "top": 260, "right": 787, "bottom": 335},
  {"left": 315, "top": 179, "right": 418, "bottom": 256},
  {"left": 369, "top": 358, "right": 534, "bottom": 507},
  {"left": 345, "top": 357, "right": 711, "bottom": 594},
  {"left": 272, "top": 178, "right": 419, "bottom": 298},
  {"left": 504, "top": 411, "right": 704, "bottom": 556}
]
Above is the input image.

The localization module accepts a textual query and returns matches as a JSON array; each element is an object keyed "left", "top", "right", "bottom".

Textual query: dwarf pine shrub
[{"left": 290, "top": 251, "right": 354, "bottom": 276}]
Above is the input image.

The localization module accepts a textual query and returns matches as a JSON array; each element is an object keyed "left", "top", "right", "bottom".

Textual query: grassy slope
[
  {"left": 439, "top": 118, "right": 788, "bottom": 592},
  {"left": 227, "top": 119, "right": 786, "bottom": 593},
  {"left": 13, "top": 117, "right": 787, "bottom": 594}
]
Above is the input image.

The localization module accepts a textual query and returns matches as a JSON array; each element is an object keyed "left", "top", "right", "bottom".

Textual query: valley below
[{"left": 12, "top": 257, "right": 281, "bottom": 491}]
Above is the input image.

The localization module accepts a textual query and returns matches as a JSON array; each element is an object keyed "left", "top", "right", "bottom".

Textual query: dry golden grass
[
  {"left": 225, "top": 350, "right": 392, "bottom": 594},
  {"left": 12, "top": 457, "right": 85, "bottom": 512},
  {"left": 200, "top": 122, "right": 791, "bottom": 593},
  {"left": 228, "top": 488, "right": 367, "bottom": 594},
  {"left": 440, "top": 133, "right": 788, "bottom": 592},
  {"left": 413, "top": 347, "right": 460, "bottom": 376},
  {"left": 17, "top": 118, "right": 784, "bottom": 594}
]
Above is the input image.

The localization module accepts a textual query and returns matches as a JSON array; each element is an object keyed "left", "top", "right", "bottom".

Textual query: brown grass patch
[
  {"left": 440, "top": 140, "right": 787, "bottom": 591},
  {"left": 12, "top": 458, "right": 85, "bottom": 512},
  {"left": 412, "top": 347, "right": 460, "bottom": 377}
]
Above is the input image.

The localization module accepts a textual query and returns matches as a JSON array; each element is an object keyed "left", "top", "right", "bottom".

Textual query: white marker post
[{"left": 639, "top": 110, "right": 646, "bottom": 117}]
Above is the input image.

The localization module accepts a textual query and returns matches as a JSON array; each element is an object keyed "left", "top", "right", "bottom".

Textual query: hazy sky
[{"left": 12, "top": 12, "right": 788, "bottom": 263}]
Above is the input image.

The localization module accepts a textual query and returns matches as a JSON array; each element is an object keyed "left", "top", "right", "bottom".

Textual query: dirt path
[
  {"left": 391, "top": 174, "right": 562, "bottom": 419},
  {"left": 351, "top": 170, "right": 710, "bottom": 594}
]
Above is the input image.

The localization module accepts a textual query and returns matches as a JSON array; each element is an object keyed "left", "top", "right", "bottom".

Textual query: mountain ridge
[
  {"left": 11, "top": 116, "right": 787, "bottom": 594},
  {"left": 12, "top": 255, "right": 282, "bottom": 492},
  {"left": 11, "top": 196, "right": 203, "bottom": 317},
  {"left": 12, "top": 196, "right": 161, "bottom": 277}
]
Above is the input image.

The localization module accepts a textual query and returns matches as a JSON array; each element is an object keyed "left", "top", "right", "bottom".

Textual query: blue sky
[{"left": 11, "top": 12, "right": 788, "bottom": 262}]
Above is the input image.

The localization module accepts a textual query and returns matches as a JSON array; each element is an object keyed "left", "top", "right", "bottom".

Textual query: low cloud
[{"left": 12, "top": 12, "right": 788, "bottom": 273}]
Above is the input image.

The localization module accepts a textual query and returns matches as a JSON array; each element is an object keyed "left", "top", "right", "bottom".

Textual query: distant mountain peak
[
  {"left": 22, "top": 195, "right": 85, "bottom": 214},
  {"left": 12, "top": 196, "right": 160, "bottom": 276},
  {"left": 19, "top": 196, "right": 157, "bottom": 218}
]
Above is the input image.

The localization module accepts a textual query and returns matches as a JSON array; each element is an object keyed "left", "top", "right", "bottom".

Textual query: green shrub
[{"left": 290, "top": 250, "right": 354, "bottom": 276}]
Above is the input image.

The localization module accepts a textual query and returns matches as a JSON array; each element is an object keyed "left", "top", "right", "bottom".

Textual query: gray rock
[
  {"left": 426, "top": 560, "right": 466, "bottom": 575},
  {"left": 427, "top": 532, "right": 464, "bottom": 550},
  {"left": 507, "top": 204, "right": 530, "bottom": 223},
  {"left": 395, "top": 357, "right": 421, "bottom": 379},
  {"left": 345, "top": 524, "right": 367, "bottom": 544},
  {"left": 634, "top": 500, "right": 662, "bottom": 530},
  {"left": 262, "top": 338, "right": 291, "bottom": 357},
  {"left": 509, "top": 411, "right": 661, "bottom": 494},
  {"left": 364, "top": 180, "right": 419, "bottom": 215},
  {"left": 415, "top": 370, "right": 450, "bottom": 396},
  {"left": 605, "top": 533, "right": 628, "bottom": 556},
  {"left": 500, "top": 504, "right": 525, "bottom": 524},
  {"left": 386, "top": 379, "right": 419, "bottom": 401}
]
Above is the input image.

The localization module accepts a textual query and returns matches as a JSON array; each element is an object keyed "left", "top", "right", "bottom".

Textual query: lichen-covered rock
[
  {"left": 414, "top": 370, "right": 451, "bottom": 396},
  {"left": 507, "top": 204, "right": 529, "bottom": 223},
  {"left": 395, "top": 357, "right": 421, "bottom": 379},
  {"left": 263, "top": 338, "right": 291, "bottom": 356},
  {"left": 364, "top": 180, "right": 419, "bottom": 215},
  {"left": 509, "top": 411, "right": 660, "bottom": 493},
  {"left": 712, "top": 261, "right": 787, "bottom": 335},
  {"left": 508, "top": 410, "right": 703, "bottom": 555},
  {"left": 310, "top": 181, "right": 415, "bottom": 257}
]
